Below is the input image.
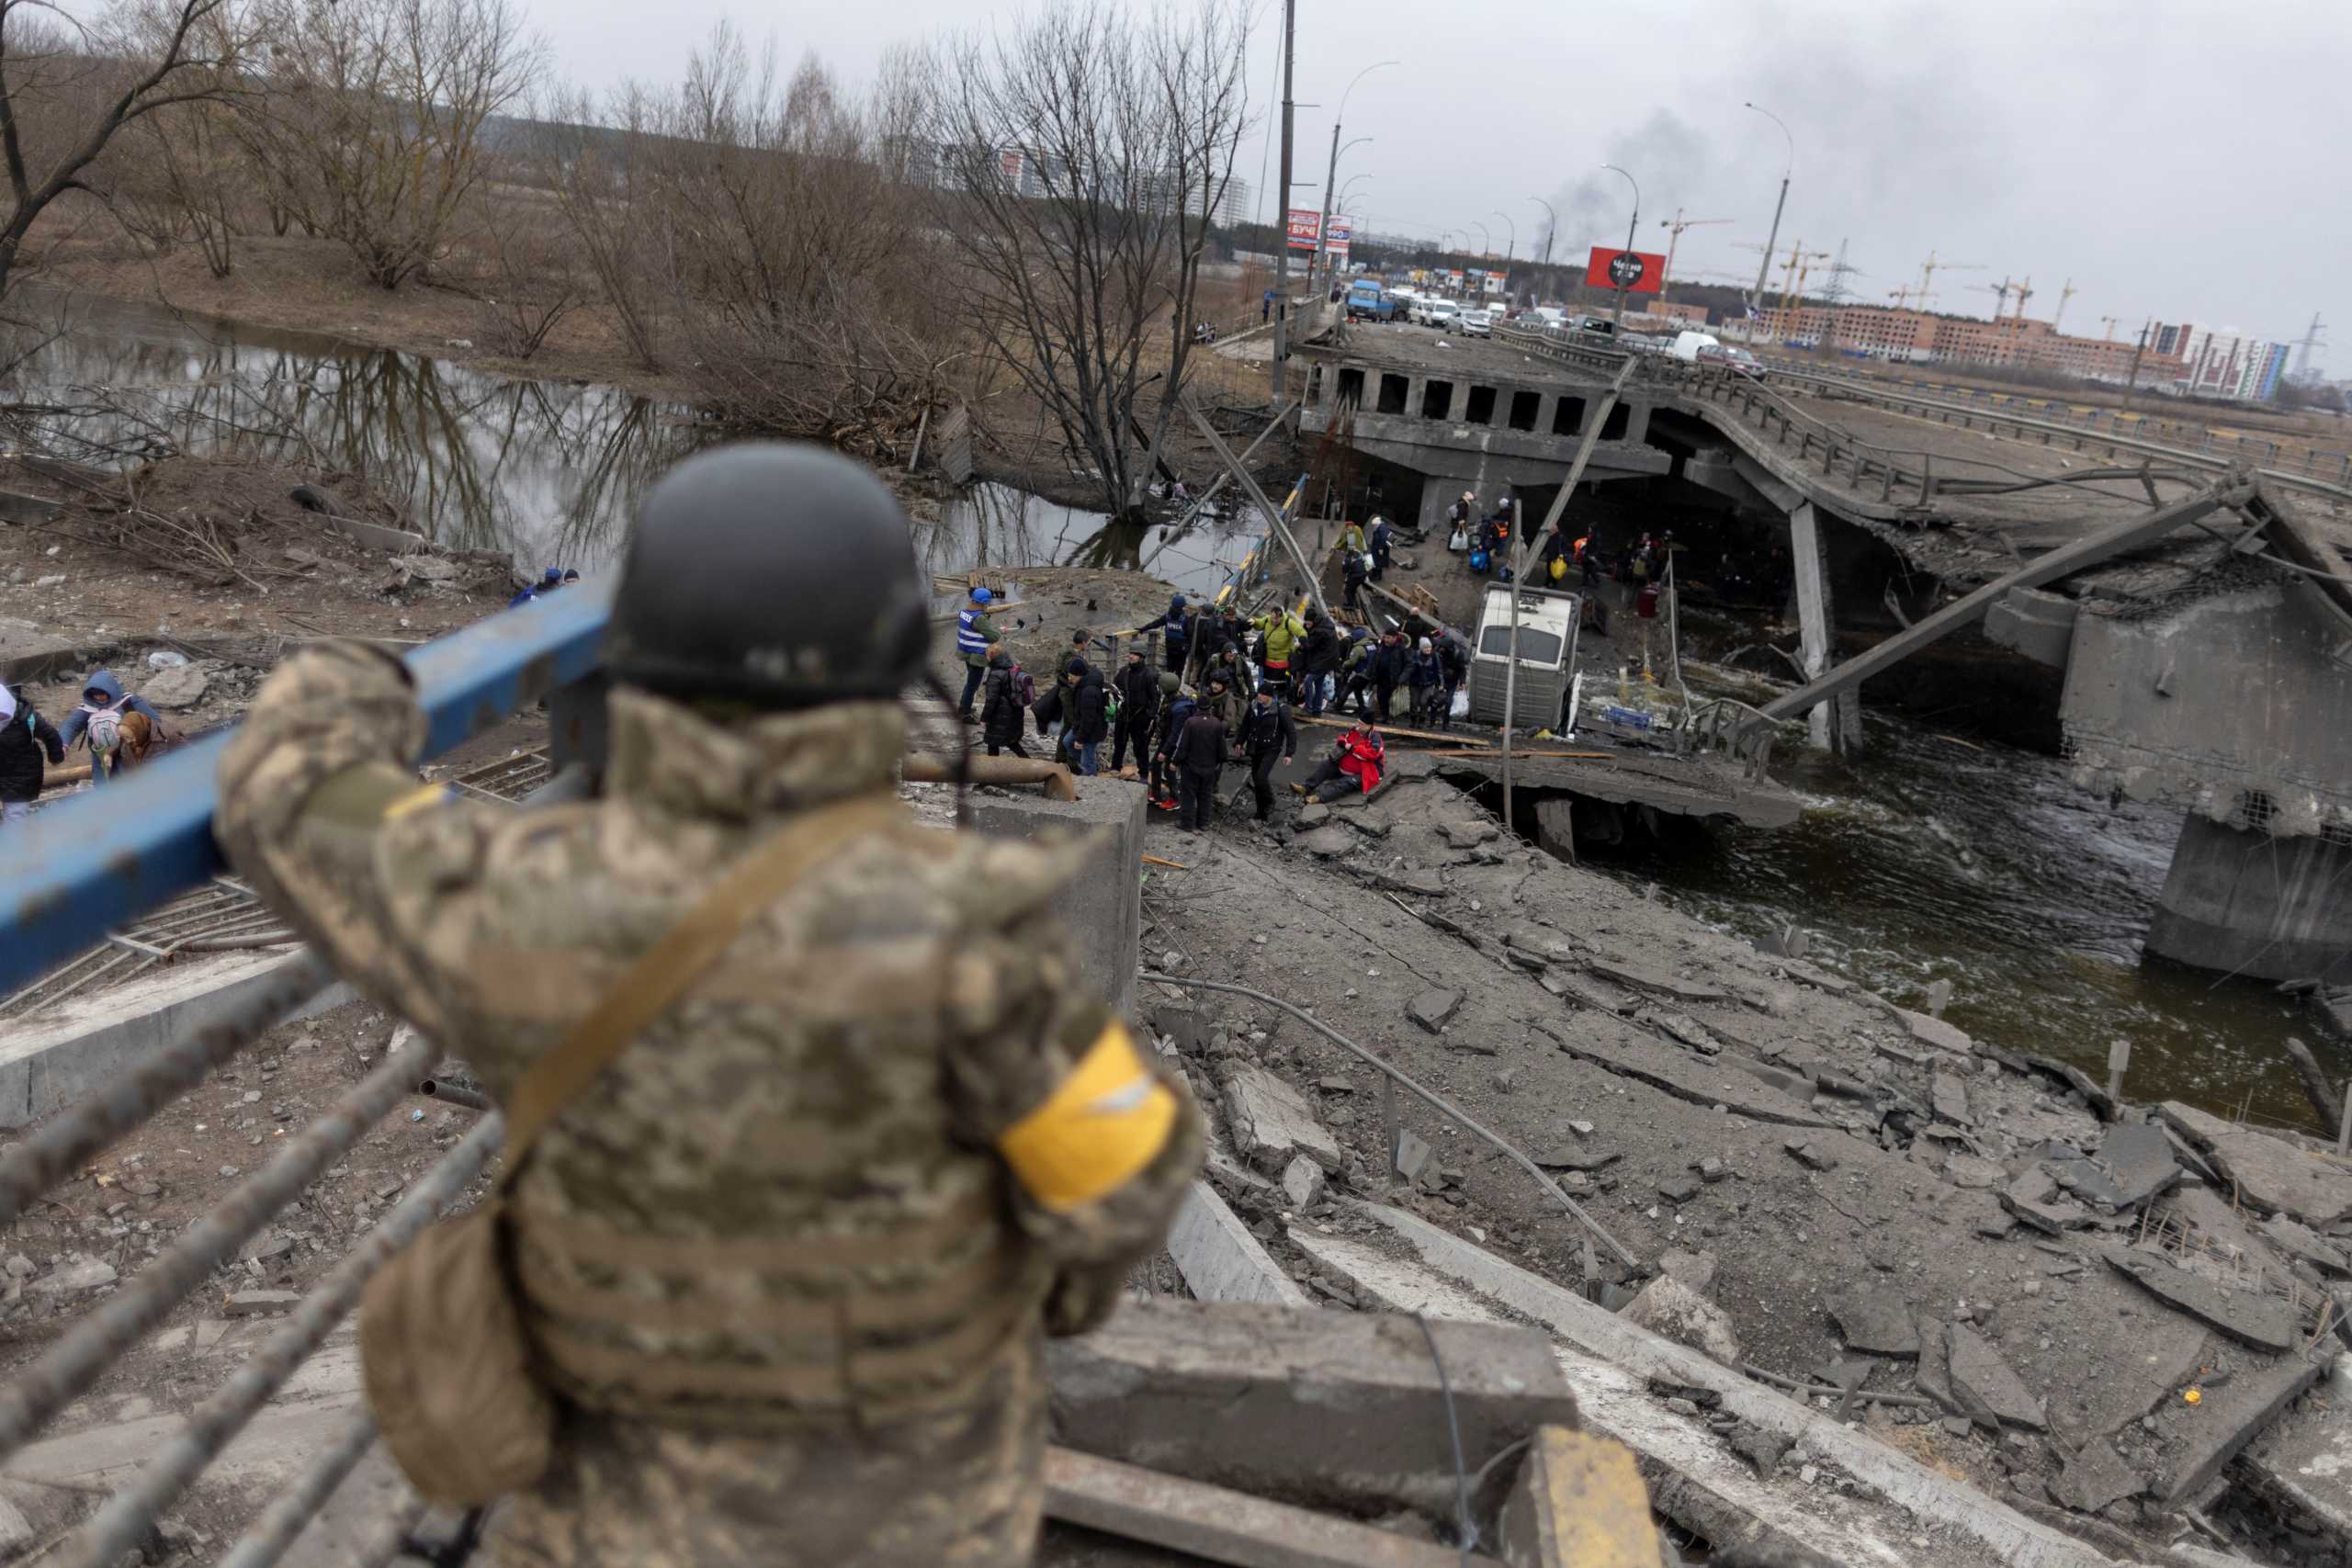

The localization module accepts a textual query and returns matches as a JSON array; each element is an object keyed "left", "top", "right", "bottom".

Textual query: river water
[{"left": 9, "top": 290, "right": 2333, "bottom": 1129}]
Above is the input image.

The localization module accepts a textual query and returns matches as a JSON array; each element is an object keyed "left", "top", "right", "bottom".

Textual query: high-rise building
[{"left": 2165, "top": 324, "right": 2292, "bottom": 400}]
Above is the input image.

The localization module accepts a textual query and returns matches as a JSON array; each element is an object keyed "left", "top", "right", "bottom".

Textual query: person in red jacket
[{"left": 1295, "top": 719, "right": 1384, "bottom": 805}]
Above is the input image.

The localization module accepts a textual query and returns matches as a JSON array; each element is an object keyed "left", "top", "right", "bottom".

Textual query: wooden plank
[
  {"left": 1043, "top": 1447, "right": 1500, "bottom": 1568},
  {"left": 1758, "top": 480, "right": 2245, "bottom": 722}
]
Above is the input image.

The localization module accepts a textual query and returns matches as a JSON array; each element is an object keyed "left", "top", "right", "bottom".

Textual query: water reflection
[
  {"left": 922, "top": 482, "right": 1259, "bottom": 604},
  {"left": 3, "top": 290, "right": 699, "bottom": 572}
]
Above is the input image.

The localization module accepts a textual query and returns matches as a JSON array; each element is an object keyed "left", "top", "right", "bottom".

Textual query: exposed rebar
[
  {"left": 1139, "top": 972, "right": 1641, "bottom": 1270},
  {"left": 62, "top": 1112, "right": 503, "bottom": 1568},
  {"left": 0, "top": 1028, "right": 433, "bottom": 1467},
  {"left": 0, "top": 950, "right": 335, "bottom": 1233},
  {"left": 211, "top": 1408, "right": 380, "bottom": 1568}
]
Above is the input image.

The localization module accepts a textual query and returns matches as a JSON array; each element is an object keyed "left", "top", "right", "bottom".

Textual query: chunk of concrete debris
[
  {"left": 1944, "top": 1154, "right": 2006, "bottom": 1190},
  {"left": 2159, "top": 1101, "right": 2352, "bottom": 1228},
  {"left": 1296, "top": 802, "right": 1331, "bottom": 827},
  {"left": 1657, "top": 1176, "right": 1702, "bottom": 1205},
  {"left": 1497, "top": 1425, "right": 1666, "bottom": 1568},
  {"left": 2258, "top": 1215, "right": 2349, "bottom": 1277},
  {"left": 225, "top": 1290, "right": 299, "bottom": 1316},
  {"left": 30, "top": 1258, "right": 118, "bottom": 1296},
  {"left": 1618, "top": 1275, "right": 1740, "bottom": 1367},
  {"left": 1220, "top": 1066, "right": 1343, "bottom": 1175},
  {"left": 1046, "top": 1299, "right": 1580, "bottom": 1521},
  {"left": 1897, "top": 1009, "right": 1973, "bottom": 1055},
  {"left": 1280, "top": 1156, "right": 1325, "bottom": 1214},
  {"left": 1929, "top": 1066, "right": 1973, "bottom": 1127},
  {"left": 2153, "top": 1346, "right": 2327, "bottom": 1505},
  {"left": 1407, "top": 988, "right": 1463, "bottom": 1033},
  {"left": 2048, "top": 1438, "right": 2147, "bottom": 1515},
  {"left": 2104, "top": 1253, "right": 2301, "bottom": 1353},
  {"left": 2046, "top": 1157, "right": 2129, "bottom": 1210},
  {"left": 141, "top": 663, "right": 209, "bottom": 711},
  {"left": 1296, "top": 825, "right": 1354, "bottom": 857},
  {"left": 2093, "top": 1122, "right": 2182, "bottom": 1209},
  {"left": 1944, "top": 1323, "right": 2045, "bottom": 1430},
  {"left": 1657, "top": 1248, "right": 1719, "bottom": 1298},
  {"left": 2001, "top": 1169, "right": 2091, "bottom": 1235},
  {"left": 1782, "top": 1138, "right": 1838, "bottom": 1172},
  {"left": 1584, "top": 958, "right": 1727, "bottom": 1005},
  {"left": 1827, "top": 1287, "right": 1920, "bottom": 1359},
  {"left": 1728, "top": 1423, "right": 1792, "bottom": 1482},
  {"left": 1392, "top": 1129, "right": 1433, "bottom": 1185}
]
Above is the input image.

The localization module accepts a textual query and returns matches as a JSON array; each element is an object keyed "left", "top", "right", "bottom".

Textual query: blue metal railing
[{"left": 1, "top": 582, "right": 616, "bottom": 996}]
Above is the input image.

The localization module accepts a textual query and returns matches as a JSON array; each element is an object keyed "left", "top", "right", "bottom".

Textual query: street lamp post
[
  {"left": 1601, "top": 164, "right": 1639, "bottom": 329},
  {"left": 1470, "top": 220, "right": 1489, "bottom": 260},
  {"left": 1744, "top": 102, "right": 1792, "bottom": 328},
  {"left": 1490, "top": 209, "right": 1515, "bottom": 265},
  {"left": 1530, "top": 197, "right": 1558, "bottom": 304},
  {"left": 1312, "top": 61, "right": 1396, "bottom": 285}
]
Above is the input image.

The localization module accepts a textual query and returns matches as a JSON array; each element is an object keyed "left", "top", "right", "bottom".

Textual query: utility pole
[
  {"left": 1269, "top": 0, "right": 1295, "bottom": 408},
  {"left": 2120, "top": 317, "right": 2152, "bottom": 412},
  {"left": 1602, "top": 164, "right": 1639, "bottom": 331}
]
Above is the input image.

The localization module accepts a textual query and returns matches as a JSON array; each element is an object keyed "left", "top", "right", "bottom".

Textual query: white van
[
  {"left": 1467, "top": 584, "right": 1582, "bottom": 729},
  {"left": 1426, "top": 299, "right": 1461, "bottom": 330},
  {"left": 1668, "top": 329, "right": 1724, "bottom": 363}
]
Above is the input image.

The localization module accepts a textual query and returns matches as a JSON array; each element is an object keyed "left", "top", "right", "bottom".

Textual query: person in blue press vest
[{"left": 956, "top": 586, "right": 1000, "bottom": 723}]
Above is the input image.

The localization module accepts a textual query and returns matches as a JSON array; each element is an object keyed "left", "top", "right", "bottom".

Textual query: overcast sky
[{"left": 543, "top": 0, "right": 2348, "bottom": 374}]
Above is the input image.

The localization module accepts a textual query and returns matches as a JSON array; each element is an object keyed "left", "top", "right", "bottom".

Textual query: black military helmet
[{"left": 605, "top": 443, "right": 928, "bottom": 709}]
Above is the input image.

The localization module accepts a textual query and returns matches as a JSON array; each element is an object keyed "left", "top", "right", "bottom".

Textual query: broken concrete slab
[
  {"left": 1945, "top": 1154, "right": 2007, "bottom": 1190},
  {"left": 1547, "top": 1022, "right": 1834, "bottom": 1129},
  {"left": 1350, "top": 1202, "right": 2133, "bottom": 1568},
  {"left": 1945, "top": 1323, "right": 2046, "bottom": 1431},
  {"left": 2047, "top": 1438, "right": 2146, "bottom": 1516},
  {"left": 1914, "top": 1321, "right": 1965, "bottom": 1422},
  {"left": 1783, "top": 1139, "right": 1838, "bottom": 1172},
  {"left": 1406, "top": 988, "right": 1463, "bottom": 1033},
  {"left": 2154, "top": 1347, "right": 2326, "bottom": 1504},
  {"left": 1583, "top": 958, "right": 1728, "bottom": 1005},
  {"left": 1619, "top": 1276, "right": 1740, "bottom": 1368},
  {"left": 2001, "top": 1169, "right": 2093, "bottom": 1235},
  {"left": 2103, "top": 1252, "right": 2301, "bottom": 1352},
  {"left": 1166, "top": 1181, "right": 1313, "bottom": 1309},
  {"left": 1281, "top": 1156, "right": 1326, "bottom": 1214},
  {"left": 1929, "top": 1067, "right": 1973, "bottom": 1127},
  {"left": 2093, "top": 1122, "right": 2183, "bottom": 1209},
  {"left": 1898, "top": 1009, "right": 1973, "bottom": 1055},
  {"left": 28, "top": 1258, "right": 117, "bottom": 1296},
  {"left": 1045, "top": 1298, "right": 1578, "bottom": 1522},
  {"left": 1288, "top": 1228, "right": 1502, "bottom": 1325},
  {"left": 2259, "top": 1215, "right": 2350, "bottom": 1277},
  {"left": 1220, "top": 1065, "right": 1343, "bottom": 1174},
  {"left": 2158, "top": 1101, "right": 2352, "bottom": 1227},
  {"left": 1723, "top": 1055, "right": 1815, "bottom": 1101},
  {"left": 1826, "top": 1287, "right": 1920, "bottom": 1359},
  {"left": 2244, "top": 1386, "right": 2352, "bottom": 1545}
]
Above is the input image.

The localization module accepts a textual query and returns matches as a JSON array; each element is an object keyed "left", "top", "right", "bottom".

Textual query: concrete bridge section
[{"left": 1295, "top": 333, "right": 1668, "bottom": 532}]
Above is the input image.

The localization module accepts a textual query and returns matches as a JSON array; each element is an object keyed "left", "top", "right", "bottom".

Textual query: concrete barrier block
[
  {"left": 1499, "top": 1426, "right": 1664, "bottom": 1568},
  {"left": 1046, "top": 1297, "right": 1577, "bottom": 1522},
  {"left": 970, "top": 778, "right": 1145, "bottom": 1021}
]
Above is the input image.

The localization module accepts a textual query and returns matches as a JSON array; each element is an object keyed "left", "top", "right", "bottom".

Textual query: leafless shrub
[{"left": 468, "top": 210, "right": 580, "bottom": 359}]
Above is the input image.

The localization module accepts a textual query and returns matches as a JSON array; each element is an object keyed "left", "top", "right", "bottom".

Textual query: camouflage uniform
[{"left": 217, "top": 642, "right": 1203, "bottom": 1567}]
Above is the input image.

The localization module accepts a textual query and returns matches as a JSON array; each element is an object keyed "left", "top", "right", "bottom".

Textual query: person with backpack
[
  {"left": 1111, "top": 649, "right": 1161, "bottom": 773},
  {"left": 1294, "top": 611, "right": 1339, "bottom": 717},
  {"left": 60, "top": 670, "right": 164, "bottom": 787},
  {"left": 1406, "top": 637, "right": 1443, "bottom": 727},
  {"left": 1062, "top": 659, "right": 1110, "bottom": 777},
  {"left": 0, "top": 683, "right": 64, "bottom": 826},
  {"left": 1341, "top": 547, "right": 1369, "bottom": 616},
  {"left": 1148, "top": 676, "right": 1193, "bottom": 812},
  {"left": 1233, "top": 684, "right": 1296, "bottom": 823},
  {"left": 1251, "top": 604, "right": 1306, "bottom": 702},
  {"left": 978, "top": 649, "right": 1032, "bottom": 759},
  {"left": 1337, "top": 627, "right": 1376, "bottom": 716},
  {"left": 1367, "top": 629, "right": 1409, "bottom": 724},
  {"left": 1135, "top": 595, "right": 1195, "bottom": 679},
  {"left": 955, "top": 586, "right": 1001, "bottom": 722}
]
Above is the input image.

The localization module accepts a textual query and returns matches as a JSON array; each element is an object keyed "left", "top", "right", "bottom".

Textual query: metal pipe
[
  {"left": 0, "top": 1028, "right": 434, "bottom": 1467},
  {"left": 212, "top": 1409, "right": 381, "bottom": 1568},
  {"left": 61, "top": 1112, "right": 503, "bottom": 1568},
  {"left": 418, "top": 1077, "right": 493, "bottom": 1111},
  {"left": 1137, "top": 973, "right": 1641, "bottom": 1269},
  {"left": 0, "top": 950, "right": 336, "bottom": 1232},
  {"left": 175, "top": 932, "right": 298, "bottom": 953}
]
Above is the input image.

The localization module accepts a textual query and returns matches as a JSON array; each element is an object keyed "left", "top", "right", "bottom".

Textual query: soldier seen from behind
[{"left": 215, "top": 443, "right": 1203, "bottom": 1568}]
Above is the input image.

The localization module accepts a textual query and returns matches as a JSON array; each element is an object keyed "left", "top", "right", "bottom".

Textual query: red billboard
[
  {"left": 1286, "top": 209, "right": 1320, "bottom": 251},
  {"left": 1585, "top": 246, "right": 1666, "bottom": 295}
]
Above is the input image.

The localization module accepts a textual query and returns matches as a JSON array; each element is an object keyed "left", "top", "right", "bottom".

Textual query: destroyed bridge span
[{"left": 1295, "top": 323, "right": 2352, "bottom": 984}]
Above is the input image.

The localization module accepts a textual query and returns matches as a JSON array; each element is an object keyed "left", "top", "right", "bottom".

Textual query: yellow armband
[{"left": 997, "top": 1021, "right": 1178, "bottom": 1213}]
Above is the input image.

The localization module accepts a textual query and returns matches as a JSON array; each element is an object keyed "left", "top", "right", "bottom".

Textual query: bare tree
[
  {"left": 254, "top": 0, "right": 542, "bottom": 289},
  {"left": 538, "top": 83, "right": 663, "bottom": 367},
  {"left": 0, "top": 0, "right": 253, "bottom": 302},
  {"left": 928, "top": 0, "right": 1250, "bottom": 524},
  {"left": 468, "top": 210, "right": 579, "bottom": 359}
]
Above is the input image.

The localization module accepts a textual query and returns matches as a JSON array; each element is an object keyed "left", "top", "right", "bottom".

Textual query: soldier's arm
[
  {"left": 941, "top": 905, "right": 1203, "bottom": 1334},
  {"left": 214, "top": 641, "right": 502, "bottom": 1043}
]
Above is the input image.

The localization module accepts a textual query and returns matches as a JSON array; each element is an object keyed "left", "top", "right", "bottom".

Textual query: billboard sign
[
  {"left": 1585, "top": 246, "right": 1666, "bottom": 295},
  {"left": 1324, "top": 216, "right": 1351, "bottom": 262},
  {"left": 1286, "top": 209, "right": 1320, "bottom": 251},
  {"left": 1483, "top": 270, "right": 1507, "bottom": 295}
]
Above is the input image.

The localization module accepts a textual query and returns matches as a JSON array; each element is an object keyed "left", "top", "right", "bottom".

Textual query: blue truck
[{"left": 1346, "top": 279, "right": 1399, "bottom": 322}]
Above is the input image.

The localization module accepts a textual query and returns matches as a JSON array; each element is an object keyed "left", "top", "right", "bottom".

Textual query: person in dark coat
[
  {"left": 1111, "top": 649, "right": 1161, "bottom": 773},
  {"left": 1058, "top": 629, "right": 1092, "bottom": 682},
  {"left": 1294, "top": 612, "right": 1339, "bottom": 717},
  {"left": 1340, "top": 547, "right": 1369, "bottom": 616},
  {"left": 0, "top": 683, "right": 65, "bottom": 827},
  {"left": 1211, "top": 605, "right": 1251, "bottom": 661},
  {"left": 1203, "top": 642, "right": 1254, "bottom": 705},
  {"left": 1062, "top": 659, "right": 1110, "bottom": 776},
  {"left": 1434, "top": 628, "right": 1470, "bottom": 730},
  {"left": 1406, "top": 637, "right": 1442, "bottom": 727},
  {"left": 1169, "top": 698, "right": 1229, "bottom": 832},
  {"left": 1368, "top": 516, "right": 1393, "bottom": 582},
  {"left": 1232, "top": 686, "right": 1296, "bottom": 822},
  {"left": 978, "top": 649, "right": 1030, "bottom": 758},
  {"left": 1148, "top": 676, "right": 1193, "bottom": 810},
  {"left": 1136, "top": 595, "right": 1194, "bottom": 677},
  {"left": 1367, "top": 630, "right": 1408, "bottom": 724}
]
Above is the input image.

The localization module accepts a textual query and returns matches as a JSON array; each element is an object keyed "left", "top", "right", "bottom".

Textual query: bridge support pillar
[
  {"left": 2145, "top": 817, "right": 2352, "bottom": 985},
  {"left": 1788, "top": 503, "right": 1862, "bottom": 752}
]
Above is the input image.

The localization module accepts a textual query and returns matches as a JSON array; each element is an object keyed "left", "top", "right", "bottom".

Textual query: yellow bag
[
  {"left": 359, "top": 794, "right": 905, "bottom": 1507},
  {"left": 1548, "top": 555, "right": 1567, "bottom": 582}
]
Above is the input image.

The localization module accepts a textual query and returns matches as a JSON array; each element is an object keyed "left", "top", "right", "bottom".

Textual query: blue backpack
[{"left": 1469, "top": 548, "right": 1489, "bottom": 573}]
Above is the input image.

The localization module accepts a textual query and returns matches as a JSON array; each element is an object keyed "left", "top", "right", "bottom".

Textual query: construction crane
[
  {"left": 1976, "top": 278, "right": 2018, "bottom": 319},
  {"left": 2098, "top": 315, "right": 2120, "bottom": 342},
  {"left": 1656, "top": 209, "right": 1733, "bottom": 287},
  {"left": 2051, "top": 278, "right": 2077, "bottom": 334},
  {"left": 1917, "top": 252, "right": 1984, "bottom": 300},
  {"left": 1779, "top": 245, "right": 1834, "bottom": 313},
  {"left": 2010, "top": 276, "right": 2034, "bottom": 321}
]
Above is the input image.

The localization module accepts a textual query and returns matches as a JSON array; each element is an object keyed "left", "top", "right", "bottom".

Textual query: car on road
[
  {"left": 1425, "top": 299, "right": 1462, "bottom": 331},
  {"left": 1697, "top": 344, "right": 1767, "bottom": 379},
  {"left": 1454, "top": 307, "right": 1493, "bottom": 337}
]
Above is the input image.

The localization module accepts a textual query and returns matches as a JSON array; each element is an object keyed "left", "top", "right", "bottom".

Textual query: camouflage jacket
[{"left": 218, "top": 643, "right": 1202, "bottom": 1432}]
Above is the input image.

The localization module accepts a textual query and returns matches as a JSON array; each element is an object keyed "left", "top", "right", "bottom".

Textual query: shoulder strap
[{"left": 497, "top": 790, "right": 906, "bottom": 1175}]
